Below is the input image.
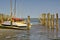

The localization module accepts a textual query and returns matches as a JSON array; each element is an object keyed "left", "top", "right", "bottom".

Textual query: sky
[{"left": 0, "top": 0, "right": 60, "bottom": 18}]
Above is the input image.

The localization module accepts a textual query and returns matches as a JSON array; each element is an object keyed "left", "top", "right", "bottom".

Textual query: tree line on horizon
[{"left": 0, "top": 14, "right": 10, "bottom": 22}]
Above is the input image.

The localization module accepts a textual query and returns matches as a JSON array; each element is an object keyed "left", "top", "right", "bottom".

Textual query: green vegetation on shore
[{"left": 0, "top": 14, "right": 10, "bottom": 22}]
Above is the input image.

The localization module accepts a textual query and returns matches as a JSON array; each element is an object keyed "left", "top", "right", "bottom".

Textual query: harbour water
[{"left": 0, "top": 18, "right": 60, "bottom": 40}]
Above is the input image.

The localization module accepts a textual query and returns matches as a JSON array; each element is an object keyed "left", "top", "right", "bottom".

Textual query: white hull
[{"left": 2, "top": 21, "right": 27, "bottom": 27}]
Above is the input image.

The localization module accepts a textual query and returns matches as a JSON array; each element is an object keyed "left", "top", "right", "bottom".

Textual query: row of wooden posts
[{"left": 40, "top": 13, "right": 58, "bottom": 30}]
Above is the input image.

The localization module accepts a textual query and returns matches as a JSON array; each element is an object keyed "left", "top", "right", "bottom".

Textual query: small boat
[
  {"left": 1, "top": 18, "right": 31, "bottom": 27},
  {"left": 1, "top": 21, "right": 27, "bottom": 27},
  {"left": 1, "top": 0, "right": 31, "bottom": 29}
]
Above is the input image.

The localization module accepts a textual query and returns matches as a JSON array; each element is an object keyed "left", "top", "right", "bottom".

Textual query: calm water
[{"left": 0, "top": 19, "right": 60, "bottom": 40}]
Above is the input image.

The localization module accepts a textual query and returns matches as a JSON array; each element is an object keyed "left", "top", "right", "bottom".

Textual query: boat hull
[{"left": 1, "top": 21, "right": 27, "bottom": 27}]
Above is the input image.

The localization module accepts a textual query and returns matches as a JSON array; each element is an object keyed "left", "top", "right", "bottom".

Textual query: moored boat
[{"left": 1, "top": 18, "right": 31, "bottom": 27}]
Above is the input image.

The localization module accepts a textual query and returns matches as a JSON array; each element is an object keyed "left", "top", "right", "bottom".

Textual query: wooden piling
[
  {"left": 43, "top": 14, "right": 46, "bottom": 26},
  {"left": 27, "top": 16, "right": 31, "bottom": 30},
  {"left": 41, "top": 13, "right": 46, "bottom": 26},
  {"left": 45, "top": 14, "right": 46, "bottom": 26},
  {"left": 41, "top": 14, "right": 44, "bottom": 25},
  {"left": 56, "top": 13, "right": 58, "bottom": 31},
  {"left": 47, "top": 13, "right": 51, "bottom": 28},
  {"left": 51, "top": 14, "right": 54, "bottom": 29}
]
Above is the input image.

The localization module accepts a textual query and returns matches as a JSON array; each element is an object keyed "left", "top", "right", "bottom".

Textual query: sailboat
[{"left": 1, "top": 0, "right": 31, "bottom": 28}]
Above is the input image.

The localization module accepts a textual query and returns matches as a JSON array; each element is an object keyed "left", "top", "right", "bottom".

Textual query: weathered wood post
[
  {"left": 47, "top": 13, "right": 51, "bottom": 28},
  {"left": 41, "top": 14, "right": 44, "bottom": 25},
  {"left": 51, "top": 14, "right": 54, "bottom": 29},
  {"left": 44, "top": 14, "right": 46, "bottom": 26},
  {"left": 54, "top": 13, "right": 59, "bottom": 39},
  {"left": 27, "top": 16, "right": 31, "bottom": 30},
  {"left": 41, "top": 13, "right": 46, "bottom": 26},
  {"left": 43, "top": 14, "right": 44, "bottom": 25},
  {"left": 56, "top": 13, "right": 58, "bottom": 31}
]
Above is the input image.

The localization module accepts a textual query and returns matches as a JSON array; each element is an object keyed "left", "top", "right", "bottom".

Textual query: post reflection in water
[
  {"left": 47, "top": 28, "right": 50, "bottom": 39},
  {"left": 55, "top": 29, "right": 58, "bottom": 39},
  {"left": 47, "top": 28, "right": 54, "bottom": 39},
  {"left": 48, "top": 28, "right": 59, "bottom": 39},
  {"left": 51, "top": 28, "right": 54, "bottom": 39}
]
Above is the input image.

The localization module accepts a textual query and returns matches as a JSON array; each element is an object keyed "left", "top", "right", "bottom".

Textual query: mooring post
[
  {"left": 44, "top": 14, "right": 46, "bottom": 26},
  {"left": 51, "top": 15, "right": 52, "bottom": 28},
  {"left": 56, "top": 13, "right": 58, "bottom": 31},
  {"left": 47, "top": 13, "right": 51, "bottom": 28},
  {"left": 43, "top": 13, "right": 46, "bottom": 26},
  {"left": 51, "top": 14, "right": 54, "bottom": 29},
  {"left": 27, "top": 16, "right": 31, "bottom": 30},
  {"left": 55, "top": 13, "right": 59, "bottom": 39},
  {"left": 41, "top": 13, "right": 46, "bottom": 26},
  {"left": 41, "top": 14, "right": 44, "bottom": 25},
  {"left": 43, "top": 14, "right": 44, "bottom": 25}
]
